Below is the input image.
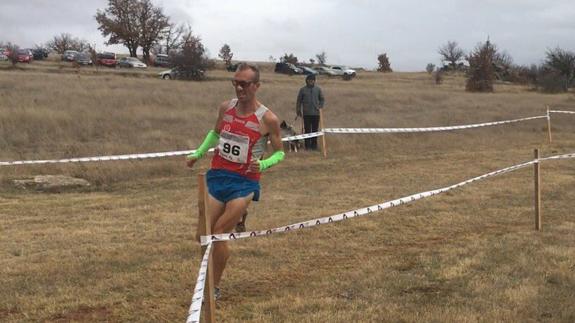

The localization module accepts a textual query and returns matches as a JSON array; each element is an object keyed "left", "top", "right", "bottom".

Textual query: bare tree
[
  {"left": 544, "top": 47, "right": 575, "bottom": 91},
  {"left": 96, "top": 0, "right": 141, "bottom": 57},
  {"left": 170, "top": 29, "right": 210, "bottom": 80},
  {"left": 439, "top": 41, "right": 465, "bottom": 71},
  {"left": 5, "top": 43, "right": 19, "bottom": 66},
  {"left": 161, "top": 22, "right": 186, "bottom": 54},
  {"left": 46, "top": 33, "right": 90, "bottom": 54},
  {"left": 218, "top": 44, "right": 233, "bottom": 67},
  {"left": 315, "top": 51, "right": 327, "bottom": 65},
  {"left": 137, "top": 0, "right": 170, "bottom": 64},
  {"left": 280, "top": 53, "right": 298, "bottom": 64},
  {"left": 377, "top": 53, "right": 392, "bottom": 72}
]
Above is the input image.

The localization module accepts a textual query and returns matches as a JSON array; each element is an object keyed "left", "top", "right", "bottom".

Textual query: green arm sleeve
[
  {"left": 186, "top": 130, "right": 219, "bottom": 160},
  {"left": 259, "top": 150, "right": 285, "bottom": 172}
]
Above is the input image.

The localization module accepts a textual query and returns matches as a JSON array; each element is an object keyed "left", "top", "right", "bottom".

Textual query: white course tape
[
  {"left": 200, "top": 158, "right": 549, "bottom": 246},
  {"left": 186, "top": 242, "right": 212, "bottom": 323},
  {"left": 0, "top": 133, "right": 322, "bottom": 166},
  {"left": 549, "top": 110, "right": 575, "bottom": 115},
  {"left": 323, "top": 115, "right": 546, "bottom": 134},
  {"left": 282, "top": 131, "right": 324, "bottom": 141},
  {"left": 540, "top": 152, "right": 575, "bottom": 161},
  {"left": 0, "top": 150, "right": 196, "bottom": 166}
]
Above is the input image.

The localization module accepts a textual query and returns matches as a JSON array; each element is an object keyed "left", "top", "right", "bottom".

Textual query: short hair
[{"left": 235, "top": 62, "right": 260, "bottom": 83}]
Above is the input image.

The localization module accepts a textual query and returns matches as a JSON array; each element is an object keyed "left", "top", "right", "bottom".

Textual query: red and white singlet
[{"left": 211, "top": 99, "right": 269, "bottom": 181}]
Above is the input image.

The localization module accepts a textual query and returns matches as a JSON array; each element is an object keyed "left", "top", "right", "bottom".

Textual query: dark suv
[{"left": 274, "top": 62, "right": 303, "bottom": 75}]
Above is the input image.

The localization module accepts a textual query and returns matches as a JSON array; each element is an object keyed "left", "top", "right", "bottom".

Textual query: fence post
[
  {"left": 533, "top": 149, "right": 541, "bottom": 231},
  {"left": 546, "top": 106, "right": 552, "bottom": 143},
  {"left": 319, "top": 109, "right": 328, "bottom": 158},
  {"left": 197, "top": 174, "right": 216, "bottom": 322}
]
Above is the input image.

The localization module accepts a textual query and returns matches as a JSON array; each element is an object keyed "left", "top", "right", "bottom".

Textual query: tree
[
  {"left": 96, "top": 0, "right": 141, "bottom": 57},
  {"left": 170, "top": 29, "right": 210, "bottom": 81},
  {"left": 377, "top": 53, "right": 392, "bottom": 72},
  {"left": 4, "top": 43, "right": 19, "bottom": 66},
  {"left": 309, "top": 58, "right": 315, "bottom": 65},
  {"left": 544, "top": 47, "right": 575, "bottom": 91},
  {"left": 218, "top": 44, "right": 233, "bottom": 67},
  {"left": 493, "top": 50, "right": 514, "bottom": 81},
  {"left": 466, "top": 39, "right": 496, "bottom": 92},
  {"left": 46, "top": 33, "right": 90, "bottom": 54},
  {"left": 426, "top": 63, "right": 435, "bottom": 74},
  {"left": 160, "top": 22, "right": 186, "bottom": 54},
  {"left": 439, "top": 41, "right": 465, "bottom": 71},
  {"left": 315, "top": 51, "right": 327, "bottom": 65},
  {"left": 280, "top": 53, "right": 298, "bottom": 64},
  {"left": 137, "top": 0, "right": 170, "bottom": 64}
]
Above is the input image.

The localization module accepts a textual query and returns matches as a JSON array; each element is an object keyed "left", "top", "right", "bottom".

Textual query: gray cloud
[{"left": 0, "top": 0, "right": 573, "bottom": 71}]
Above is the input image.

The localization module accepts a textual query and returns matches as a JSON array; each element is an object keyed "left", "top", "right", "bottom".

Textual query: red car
[
  {"left": 96, "top": 52, "right": 117, "bottom": 67},
  {"left": 17, "top": 49, "right": 32, "bottom": 63}
]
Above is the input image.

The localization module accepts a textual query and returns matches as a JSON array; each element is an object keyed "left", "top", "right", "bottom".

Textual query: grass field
[{"left": 1, "top": 59, "right": 574, "bottom": 322}]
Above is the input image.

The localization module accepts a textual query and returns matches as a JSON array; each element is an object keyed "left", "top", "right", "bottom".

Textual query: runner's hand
[
  {"left": 186, "top": 156, "right": 198, "bottom": 168},
  {"left": 248, "top": 159, "right": 260, "bottom": 173}
]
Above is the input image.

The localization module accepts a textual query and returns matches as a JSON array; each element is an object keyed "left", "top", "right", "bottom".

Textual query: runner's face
[{"left": 233, "top": 69, "right": 259, "bottom": 102}]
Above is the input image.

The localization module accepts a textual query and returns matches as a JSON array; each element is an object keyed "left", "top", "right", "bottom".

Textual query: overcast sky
[{"left": 1, "top": 0, "right": 574, "bottom": 71}]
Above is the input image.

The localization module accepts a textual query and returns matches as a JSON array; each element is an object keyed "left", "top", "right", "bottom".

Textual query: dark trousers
[{"left": 303, "top": 115, "right": 320, "bottom": 150}]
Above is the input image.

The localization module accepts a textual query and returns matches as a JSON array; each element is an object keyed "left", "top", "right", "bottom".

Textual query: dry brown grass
[{"left": 1, "top": 60, "right": 574, "bottom": 322}]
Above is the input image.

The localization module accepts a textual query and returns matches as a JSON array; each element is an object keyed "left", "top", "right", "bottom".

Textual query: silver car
[{"left": 118, "top": 57, "right": 147, "bottom": 68}]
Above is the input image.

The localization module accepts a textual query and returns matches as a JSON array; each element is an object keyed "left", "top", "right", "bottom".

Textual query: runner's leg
[{"left": 210, "top": 193, "right": 254, "bottom": 287}]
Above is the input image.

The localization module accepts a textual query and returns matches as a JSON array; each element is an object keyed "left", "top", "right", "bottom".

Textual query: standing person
[
  {"left": 186, "top": 63, "right": 285, "bottom": 299},
  {"left": 296, "top": 74, "right": 325, "bottom": 150}
]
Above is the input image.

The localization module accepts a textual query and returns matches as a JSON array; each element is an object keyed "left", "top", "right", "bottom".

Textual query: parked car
[
  {"left": 0, "top": 48, "right": 8, "bottom": 61},
  {"left": 153, "top": 54, "right": 171, "bottom": 67},
  {"left": 32, "top": 48, "right": 49, "bottom": 60},
  {"left": 96, "top": 52, "right": 117, "bottom": 67},
  {"left": 17, "top": 49, "right": 32, "bottom": 63},
  {"left": 297, "top": 66, "right": 318, "bottom": 75},
  {"left": 329, "top": 65, "right": 356, "bottom": 78},
  {"left": 75, "top": 52, "right": 93, "bottom": 65},
  {"left": 118, "top": 57, "right": 147, "bottom": 68},
  {"left": 62, "top": 50, "right": 79, "bottom": 62},
  {"left": 315, "top": 66, "right": 339, "bottom": 76},
  {"left": 274, "top": 62, "right": 303, "bottom": 75},
  {"left": 158, "top": 67, "right": 205, "bottom": 80}
]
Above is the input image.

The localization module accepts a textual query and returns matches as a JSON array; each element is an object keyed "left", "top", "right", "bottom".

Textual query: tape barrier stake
[
  {"left": 546, "top": 106, "right": 552, "bottom": 143},
  {"left": 197, "top": 174, "right": 216, "bottom": 322},
  {"left": 320, "top": 109, "right": 328, "bottom": 158},
  {"left": 534, "top": 149, "right": 542, "bottom": 231}
]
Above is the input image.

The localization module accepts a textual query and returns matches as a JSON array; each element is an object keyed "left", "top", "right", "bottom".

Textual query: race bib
[{"left": 218, "top": 131, "right": 250, "bottom": 163}]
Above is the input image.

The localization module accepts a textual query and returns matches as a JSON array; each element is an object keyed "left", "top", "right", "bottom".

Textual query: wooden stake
[
  {"left": 319, "top": 109, "right": 327, "bottom": 158},
  {"left": 197, "top": 174, "right": 216, "bottom": 322},
  {"left": 546, "top": 106, "right": 552, "bottom": 143},
  {"left": 534, "top": 149, "right": 541, "bottom": 231}
]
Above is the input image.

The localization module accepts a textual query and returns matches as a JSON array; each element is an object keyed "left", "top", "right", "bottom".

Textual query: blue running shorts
[{"left": 206, "top": 169, "right": 260, "bottom": 203}]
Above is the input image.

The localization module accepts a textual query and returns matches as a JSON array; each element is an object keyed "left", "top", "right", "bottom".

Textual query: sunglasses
[{"left": 231, "top": 79, "right": 256, "bottom": 88}]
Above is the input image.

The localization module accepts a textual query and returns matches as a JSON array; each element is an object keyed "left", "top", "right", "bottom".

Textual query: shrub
[
  {"left": 377, "top": 53, "right": 392, "bottom": 72},
  {"left": 466, "top": 40, "right": 496, "bottom": 92}
]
